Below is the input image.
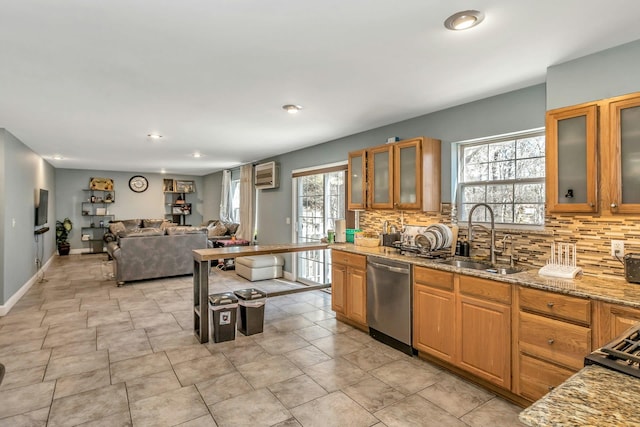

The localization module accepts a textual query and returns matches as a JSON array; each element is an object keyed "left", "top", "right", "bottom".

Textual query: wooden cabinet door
[
  {"left": 457, "top": 294, "right": 511, "bottom": 389},
  {"left": 368, "top": 144, "right": 394, "bottom": 209},
  {"left": 330, "top": 263, "right": 346, "bottom": 315},
  {"left": 347, "top": 149, "right": 367, "bottom": 210},
  {"left": 594, "top": 301, "right": 640, "bottom": 347},
  {"left": 394, "top": 138, "right": 421, "bottom": 210},
  {"left": 414, "top": 283, "right": 455, "bottom": 362},
  {"left": 346, "top": 266, "right": 367, "bottom": 326},
  {"left": 545, "top": 103, "right": 598, "bottom": 213},
  {"left": 607, "top": 92, "right": 640, "bottom": 214}
]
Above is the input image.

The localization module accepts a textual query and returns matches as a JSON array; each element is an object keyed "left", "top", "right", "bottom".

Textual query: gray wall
[
  {"left": 1, "top": 129, "right": 56, "bottom": 304},
  {"left": 255, "top": 84, "right": 546, "bottom": 247},
  {"left": 547, "top": 39, "right": 640, "bottom": 109},
  {"left": 202, "top": 172, "right": 223, "bottom": 221},
  {"left": 55, "top": 169, "right": 205, "bottom": 250}
]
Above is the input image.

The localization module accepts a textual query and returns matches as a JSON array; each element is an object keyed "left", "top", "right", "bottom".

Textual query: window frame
[{"left": 454, "top": 128, "right": 546, "bottom": 228}]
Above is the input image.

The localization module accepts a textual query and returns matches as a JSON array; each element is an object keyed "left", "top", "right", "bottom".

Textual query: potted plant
[{"left": 56, "top": 218, "right": 73, "bottom": 255}]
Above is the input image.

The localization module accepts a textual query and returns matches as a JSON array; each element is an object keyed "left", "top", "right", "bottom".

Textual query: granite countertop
[
  {"left": 330, "top": 243, "right": 640, "bottom": 309},
  {"left": 519, "top": 364, "right": 640, "bottom": 426}
]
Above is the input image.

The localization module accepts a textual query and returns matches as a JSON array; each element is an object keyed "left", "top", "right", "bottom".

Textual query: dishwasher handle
[{"left": 367, "top": 260, "right": 410, "bottom": 275}]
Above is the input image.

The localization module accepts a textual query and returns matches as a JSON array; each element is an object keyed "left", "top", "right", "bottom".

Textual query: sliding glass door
[{"left": 295, "top": 169, "right": 345, "bottom": 285}]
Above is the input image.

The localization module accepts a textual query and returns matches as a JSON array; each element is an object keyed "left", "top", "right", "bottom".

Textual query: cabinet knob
[
  {"left": 547, "top": 302, "right": 554, "bottom": 308},
  {"left": 611, "top": 203, "right": 618, "bottom": 208},
  {"left": 548, "top": 385, "right": 555, "bottom": 391},
  {"left": 547, "top": 338, "right": 555, "bottom": 345},
  {"left": 589, "top": 203, "right": 595, "bottom": 208}
]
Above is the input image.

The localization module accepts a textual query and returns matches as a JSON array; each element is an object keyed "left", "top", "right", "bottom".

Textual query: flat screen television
[{"left": 35, "top": 188, "right": 49, "bottom": 226}]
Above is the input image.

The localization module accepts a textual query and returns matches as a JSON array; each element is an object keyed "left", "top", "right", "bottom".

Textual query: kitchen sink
[{"left": 437, "top": 259, "right": 524, "bottom": 275}]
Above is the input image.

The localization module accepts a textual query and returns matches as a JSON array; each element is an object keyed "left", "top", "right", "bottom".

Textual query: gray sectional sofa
[{"left": 105, "top": 219, "right": 210, "bottom": 285}]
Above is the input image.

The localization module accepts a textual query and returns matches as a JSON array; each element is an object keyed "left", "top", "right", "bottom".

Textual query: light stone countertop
[
  {"left": 330, "top": 243, "right": 640, "bottom": 309},
  {"left": 518, "top": 365, "right": 640, "bottom": 426}
]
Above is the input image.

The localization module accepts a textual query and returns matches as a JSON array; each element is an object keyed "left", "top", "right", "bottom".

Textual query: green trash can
[
  {"left": 234, "top": 288, "right": 267, "bottom": 336},
  {"left": 208, "top": 293, "right": 238, "bottom": 343}
]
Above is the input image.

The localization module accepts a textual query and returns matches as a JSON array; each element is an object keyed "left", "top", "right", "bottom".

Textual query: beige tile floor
[{"left": 0, "top": 254, "right": 525, "bottom": 426}]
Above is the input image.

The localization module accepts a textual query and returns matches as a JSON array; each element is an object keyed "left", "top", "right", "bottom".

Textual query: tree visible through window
[{"left": 458, "top": 131, "right": 545, "bottom": 225}]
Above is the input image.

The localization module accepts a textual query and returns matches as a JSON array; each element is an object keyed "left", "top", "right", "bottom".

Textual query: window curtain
[
  {"left": 235, "top": 164, "right": 254, "bottom": 241},
  {"left": 219, "top": 170, "right": 232, "bottom": 222}
]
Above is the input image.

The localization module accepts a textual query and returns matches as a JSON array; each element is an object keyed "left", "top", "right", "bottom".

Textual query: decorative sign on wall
[{"left": 89, "top": 177, "right": 114, "bottom": 191}]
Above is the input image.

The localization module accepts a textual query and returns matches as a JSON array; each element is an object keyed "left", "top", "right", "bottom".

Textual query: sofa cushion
[
  {"left": 120, "top": 228, "right": 165, "bottom": 237},
  {"left": 166, "top": 226, "right": 207, "bottom": 235},
  {"left": 143, "top": 219, "right": 169, "bottom": 228},
  {"left": 207, "top": 222, "right": 228, "bottom": 237},
  {"left": 121, "top": 219, "right": 142, "bottom": 231}
]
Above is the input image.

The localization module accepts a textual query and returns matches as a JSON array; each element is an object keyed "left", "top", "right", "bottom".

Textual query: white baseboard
[
  {"left": 283, "top": 271, "right": 294, "bottom": 281},
  {"left": 0, "top": 256, "right": 54, "bottom": 316}
]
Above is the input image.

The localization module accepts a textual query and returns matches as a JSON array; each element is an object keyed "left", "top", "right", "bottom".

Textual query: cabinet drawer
[
  {"left": 332, "top": 250, "right": 366, "bottom": 269},
  {"left": 414, "top": 266, "right": 453, "bottom": 290},
  {"left": 519, "top": 311, "right": 591, "bottom": 370},
  {"left": 459, "top": 275, "right": 511, "bottom": 304},
  {"left": 518, "top": 353, "right": 575, "bottom": 402},
  {"left": 519, "top": 287, "right": 591, "bottom": 325}
]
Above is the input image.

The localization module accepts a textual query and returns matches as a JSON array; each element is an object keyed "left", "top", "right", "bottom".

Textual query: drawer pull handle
[
  {"left": 547, "top": 302, "right": 555, "bottom": 308},
  {"left": 547, "top": 339, "right": 555, "bottom": 345}
]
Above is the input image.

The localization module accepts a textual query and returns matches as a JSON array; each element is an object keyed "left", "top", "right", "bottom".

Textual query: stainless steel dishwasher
[{"left": 366, "top": 256, "right": 414, "bottom": 355}]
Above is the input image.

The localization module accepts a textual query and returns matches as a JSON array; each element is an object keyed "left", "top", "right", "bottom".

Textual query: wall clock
[{"left": 129, "top": 175, "right": 148, "bottom": 193}]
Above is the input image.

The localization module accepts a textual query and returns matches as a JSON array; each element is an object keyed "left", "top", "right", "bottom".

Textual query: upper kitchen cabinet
[
  {"left": 347, "top": 149, "right": 367, "bottom": 210},
  {"left": 545, "top": 103, "right": 599, "bottom": 213},
  {"left": 607, "top": 92, "right": 640, "bottom": 214},
  {"left": 368, "top": 144, "right": 395, "bottom": 209},
  {"left": 348, "top": 136, "right": 441, "bottom": 211}
]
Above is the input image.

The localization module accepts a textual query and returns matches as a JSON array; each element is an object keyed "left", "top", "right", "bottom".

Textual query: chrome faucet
[
  {"left": 502, "top": 234, "right": 517, "bottom": 267},
  {"left": 467, "top": 203, "right": 497, "bottom": 265}
]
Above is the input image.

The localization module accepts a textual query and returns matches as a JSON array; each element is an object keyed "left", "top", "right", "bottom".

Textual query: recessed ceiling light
[
  {"left": 160, "top": 168, "right": 166, "bottom": 174},
  {"left": 53, "top": 154, "right": 64, "bottom": 160},
  {"left": 147, "top": 133, "right": 163, "bottom": 140},
  {"left": 444, "top": 10, "right": 484, "bottom": 31},
  {"left": 282, "top": 104, "right": 303, "bottom": 114},
  {"left": 192, "top": 152, "right": 202, "bottom": 158}
]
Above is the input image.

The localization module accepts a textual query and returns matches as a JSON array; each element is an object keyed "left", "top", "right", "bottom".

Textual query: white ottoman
[{"left": 236, "top": 255, "right": 284, "bottom": 281}]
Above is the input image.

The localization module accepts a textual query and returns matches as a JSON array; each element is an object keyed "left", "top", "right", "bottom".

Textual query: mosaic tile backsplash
[{"left": 358, "top": 209, "right": 640, "bottom": 279}]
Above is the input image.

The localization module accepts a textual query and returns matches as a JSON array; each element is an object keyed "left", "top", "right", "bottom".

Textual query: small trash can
[
  {"left": 234, "top": 288, "right": 267, "bottom": 336},
  {"left": 208, "top": 293, "right": 238, "bottom": 343}
]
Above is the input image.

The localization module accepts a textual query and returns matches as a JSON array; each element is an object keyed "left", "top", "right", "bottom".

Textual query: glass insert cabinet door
[
  {"left": 394, "top": 139, "right": 421, "bottom": 210},
  {"left": 609, "top": 93, "right": 640, "bottom": 214},
  {"left": 545, "top": 103, "right": 598, "bottom": 213},
  {"left": 347, "top": 149, "right": 366, "bottom": 210},
  {"left": 368, "top": 144, "right": 394, "bottom": 209}
]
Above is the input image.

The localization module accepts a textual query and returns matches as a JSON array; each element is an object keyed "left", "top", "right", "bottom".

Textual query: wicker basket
[{"left": 354, "top": 232, "right": 380, "bottom": 247}]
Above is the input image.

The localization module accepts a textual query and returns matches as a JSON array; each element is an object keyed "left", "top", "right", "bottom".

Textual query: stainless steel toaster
[{"left": 624, "top": 254, "right": 640, "bottom": 284}]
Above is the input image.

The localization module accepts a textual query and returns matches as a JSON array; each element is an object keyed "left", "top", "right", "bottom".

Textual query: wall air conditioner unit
[{"left": 254, "top": 161, "right": 280, "bottom": 189}]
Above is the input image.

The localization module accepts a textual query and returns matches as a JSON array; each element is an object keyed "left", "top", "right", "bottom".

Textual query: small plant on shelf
[{"left": 56, "top": 218, "right": 73, "bottom": 256}]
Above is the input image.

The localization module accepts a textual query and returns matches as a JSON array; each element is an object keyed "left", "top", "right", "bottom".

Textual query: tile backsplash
[{"left": 358, "top": 209, "right": 640, "bottom": 279}]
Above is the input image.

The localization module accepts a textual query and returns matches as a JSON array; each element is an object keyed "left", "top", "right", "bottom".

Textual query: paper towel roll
[{"left": 335, "top": 219, "right": 346, "bottom": 243}]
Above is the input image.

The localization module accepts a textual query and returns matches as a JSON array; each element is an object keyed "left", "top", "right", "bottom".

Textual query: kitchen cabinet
[
  {"left": 514, "top": 287, "right": 591, "bottom": 401},
  {"left": 593, "top": 301, "right": 640, "bottom": 348},
  {"left": 413, "top": 266, "right": 455, "bottom": 362},
  {"left": 606, "top": 92, "right": 640, "bottom": 214},
  {"left": 331, "top": 250, "right": 367, "bottom": 329},
  {"left": 347, "top": 136, "right": 441, "bottom": 211},
  {"left": 347, "top": 149, "right": 367, "bottom": 210},
  {"left": 545, "top": 103, "right": 598, "bottom": 213},
  {"left": 457, "top": 275, "right": 512, "bottom": 389},
  {"left": 547, "top": 91, "right": 640, "bottom": 215},
  {"left": 412, "top": 270, "right": 511, "bottom": 389}
]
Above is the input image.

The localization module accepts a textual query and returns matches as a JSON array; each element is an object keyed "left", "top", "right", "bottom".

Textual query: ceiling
[{"left": 2, "top": 1, "right": 640, "bottom": 176}]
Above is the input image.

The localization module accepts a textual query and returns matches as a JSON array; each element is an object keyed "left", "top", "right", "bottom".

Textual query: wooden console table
[{"left": 192, "top": 242, "right": 329, "bottom": 343}]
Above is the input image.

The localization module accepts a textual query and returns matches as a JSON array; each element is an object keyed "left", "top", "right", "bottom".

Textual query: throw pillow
[
  {"left": 109, "top": 222, "right": 126, "bottom": 236},
  {"left": 207, "top": 222, "right": 228, "bottom": 237},
  {"left": 223, "top": 222, "right": 239, "bottom": 235},
  {"left": 120, "top": 219, "right": 142, "bottom": 231}
]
